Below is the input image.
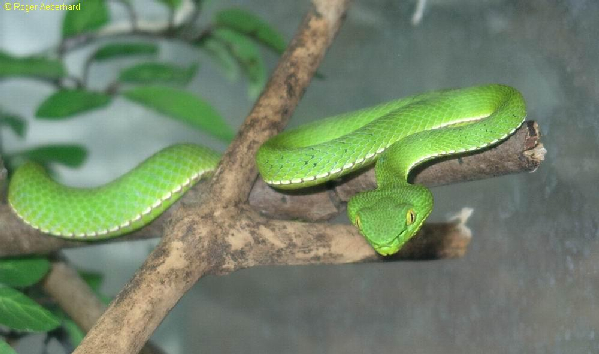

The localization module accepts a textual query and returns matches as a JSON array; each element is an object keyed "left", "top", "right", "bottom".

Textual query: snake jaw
[
  {"left": 370, "top": 231, "right": 407, "bottom": 256},
  {"left": 373, "top": 244, "right": 398, "bottom": 256}
]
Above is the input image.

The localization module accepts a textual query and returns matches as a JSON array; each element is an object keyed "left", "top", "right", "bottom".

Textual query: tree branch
[
  {"left": 215, "top": 206, "right": 473, "bottom": 268},
  {"left": 71, "top": 2, "right": 352, "bottom": 353},
  {"left": 48, "top": 0, "right": 198, "bottom": 57},
  {"left": 0, "top": 120, "right": 544, "bottom": 257},
  {"left": 41, "top": 260, "right": 167, "bottom": 354},
  {"left": 252, "top": 120, "right": 546, "bottom": 220}
]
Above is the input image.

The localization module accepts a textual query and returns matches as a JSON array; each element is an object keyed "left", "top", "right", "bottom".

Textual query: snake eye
[
  {"left": 406, "top": 209, "right": 416, "bottom": 225},
  {"left": 355, "top": 215, "right": 362, "bottom": 229}
]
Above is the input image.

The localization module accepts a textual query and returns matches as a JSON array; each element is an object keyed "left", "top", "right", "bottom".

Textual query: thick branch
[
  {"left": 0, "top": 120, "right": 544, "bottom": 257},
  {"left": 217, "top": 206, "right": 472, "bottom": 271},
  {"left": 252, "top": 120, "right": 545, "bottom": 220},
  {"left": 41, "top": 260, "right": 166, "bottom": 354},
  {"left": 72, "top": 2, "right": 352, "bottom": 354}
]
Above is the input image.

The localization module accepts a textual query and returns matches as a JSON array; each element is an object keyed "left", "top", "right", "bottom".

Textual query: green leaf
[
  {"left": 198, "top": 38, "right": 240, "bottom": 81},
  {"left": 123, "top": 86, "right": 234, "bottom": 142},
  {"left": 4, "top": 145, "right": 87, "bottom": 177},
  {"left": 78, "top": 270, "right": 111, "bottom": 304},
  {"left": 119, "top": 62, "right": 198, "bottom": 85},
  {"left": 0, "top": 340, "right": 18, "bottom": 354},
  {"left": 0, "top": 109, "right": 27, "bottom": 137},
  {"left": 36, "top": 89, "right": 111, "bottom": 119},
  {"left": 0, "top": 257, "right": 50, "bottom": 288},
  {"left": 212, "top": 29, "right": 266, "bottom": 98},
  {"left": 63, "top": 318, "right": 85, "bottom": 347},
  {"left": 79, "top": 270, "right": 103, "bottom": 294},
  {"left": 215, "top": 8, "right": 287, "bottom": 54},
  {"left": 155, "top": 0, "right": 182, "bottom": 10},
  {"left": 50, "top": 308, "right": 86, "bottom": 347},
  {"left": 62, "top": 0, "right": 110, "bottom": 38},
  {"left": 0, "top": 286, "right": 60, "bottom": 332},
  {"left": 0, "top": 51, "right": 66, "bottom": 80},
  {"left": 93, "top": 43, "right": 158, "bottom": 61},
  {"left": 9, "top": 145, "right": 88, "bottom": 168}
]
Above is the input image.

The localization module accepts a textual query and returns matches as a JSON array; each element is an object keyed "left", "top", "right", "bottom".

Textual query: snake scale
[{"left": 8, "top": 84, "right": 526, "bottom": 255}]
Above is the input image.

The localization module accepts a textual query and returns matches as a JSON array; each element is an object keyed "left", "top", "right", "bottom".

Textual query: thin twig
[
  {"left": 411, "top": 0, "right": 427, "bottom": 25},
  {"left": 80, "top": 52, "right": 95, "bottom": 88},
  {"left": 166, "top": 7, "right": 176, "bottom": 33},
  {"left": 115, "top": 0, "right": 138, "bottom": 31},
  {"left": 40, "top": 0, "right": 197, "bottom": 57},
  {"left": 179, "top": 0, "right": 204, "bottom": 37}
]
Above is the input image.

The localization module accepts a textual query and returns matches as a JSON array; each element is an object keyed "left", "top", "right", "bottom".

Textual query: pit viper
[{"left": 8, "top": 84, "right": 526, "bottom": 255}]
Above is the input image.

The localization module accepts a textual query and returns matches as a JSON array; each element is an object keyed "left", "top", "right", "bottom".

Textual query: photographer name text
[{"left": 4, "top": 2, "right": 81, "bottom": 12}]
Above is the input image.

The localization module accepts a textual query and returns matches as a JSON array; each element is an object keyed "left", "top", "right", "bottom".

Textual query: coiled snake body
[{"left": 9, "top": 84, "right": 526, "bottom": 255}]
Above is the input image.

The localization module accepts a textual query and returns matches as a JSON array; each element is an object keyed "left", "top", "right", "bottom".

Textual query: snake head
[{"left": 347, "top": 187, "right": 433, "bottom": 256}]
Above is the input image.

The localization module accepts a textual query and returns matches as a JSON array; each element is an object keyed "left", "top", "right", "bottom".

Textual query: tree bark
[{"left": 41, "top": 260, "right": 166, "bottom": 354}]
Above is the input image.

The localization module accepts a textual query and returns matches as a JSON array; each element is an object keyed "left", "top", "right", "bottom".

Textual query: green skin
[{"left": 8, "top": 84, "right": 526, "bottom": 255}]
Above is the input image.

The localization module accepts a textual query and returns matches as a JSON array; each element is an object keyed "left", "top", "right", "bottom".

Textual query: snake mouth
[
  {"left": 373, "top": 245, "right": 397, "bottom": 256},
  {"left": 371, "top": 232, "right": 407, "bottom": 256}
]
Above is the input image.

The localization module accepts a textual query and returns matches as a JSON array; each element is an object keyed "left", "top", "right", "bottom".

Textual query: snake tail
[{"left": 8, "top": 144, "right": 220, "bottom": 239}]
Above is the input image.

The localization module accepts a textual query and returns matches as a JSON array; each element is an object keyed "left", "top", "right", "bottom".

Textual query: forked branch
[{"left": 71, "top": 2, "right": 353, "bottom": 353}]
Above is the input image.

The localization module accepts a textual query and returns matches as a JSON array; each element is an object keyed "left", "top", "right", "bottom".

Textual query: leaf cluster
[
  {"left": 0, "top": 257, "right": 107, "bottom": 350},
  {"left": 0, "top": 0, "right": 290, "bottom": 174}
]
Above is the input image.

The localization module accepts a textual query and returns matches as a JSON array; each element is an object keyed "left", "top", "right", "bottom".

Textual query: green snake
[{"left": 8, "top": 84, "right": 526, "bottom": 255}]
